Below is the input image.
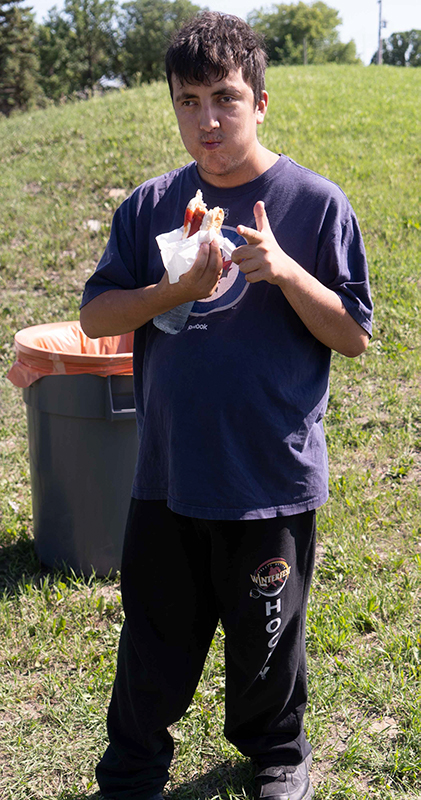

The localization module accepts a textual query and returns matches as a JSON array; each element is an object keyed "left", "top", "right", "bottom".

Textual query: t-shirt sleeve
[
  {"left": 315, "top": 211, "right": 373, "bottom": 336},
  {"left": 80, "top": 194, "right": 140, "bottom": 309}
]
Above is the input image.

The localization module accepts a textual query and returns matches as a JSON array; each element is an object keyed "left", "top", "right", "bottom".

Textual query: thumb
[{"left": 254, "top": 201, "right": 271, "bottom": 234}]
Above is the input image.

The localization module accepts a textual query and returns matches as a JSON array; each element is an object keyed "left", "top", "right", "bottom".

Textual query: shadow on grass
[
  {"left": 0, "top": 534, "right": 44, "bottom": 593},
  {"left": 55, "top": 761, "right": 253, "bottom": 800},
  {"left": 169, "top": 759, "right": 254, "bottom": 800},
  {"left": 0, "top": 533, "right": 116, "bottom": 594},
  {"left": 58, "top": 794, "right": 102, "bottom": 800}
]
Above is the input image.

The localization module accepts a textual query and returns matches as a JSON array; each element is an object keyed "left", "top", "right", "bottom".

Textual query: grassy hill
[{"left": 0, "top": 65, "right": 420, "bottom": 799}]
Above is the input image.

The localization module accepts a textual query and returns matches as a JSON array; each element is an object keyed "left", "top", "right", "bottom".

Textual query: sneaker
[{"left": 254, "top": 753, "right": 314, "bottom": 800}]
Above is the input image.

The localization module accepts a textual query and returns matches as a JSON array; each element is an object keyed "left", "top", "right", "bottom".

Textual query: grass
[{"left": 0, "top": 64, "right": 420, "bottom": 799}]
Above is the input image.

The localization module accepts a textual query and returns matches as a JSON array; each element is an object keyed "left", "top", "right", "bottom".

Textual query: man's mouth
[{"left": 201, "top": 139, "right": 222, "bottom": 150}]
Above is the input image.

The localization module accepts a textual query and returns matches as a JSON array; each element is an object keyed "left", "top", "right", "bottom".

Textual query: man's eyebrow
[
  {"left": 174, "top": 84, "right": 241, "bottom": 103},
  {"left": 174, "top": 89, "right": 198, "bottom": 102},
  {"left": 212, "top": 85, "right": 241, "bottom": 97}
]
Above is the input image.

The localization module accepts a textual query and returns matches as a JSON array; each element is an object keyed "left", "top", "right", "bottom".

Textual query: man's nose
[{"left": 199, "top": 104, "right": 220, "bottom": 131}]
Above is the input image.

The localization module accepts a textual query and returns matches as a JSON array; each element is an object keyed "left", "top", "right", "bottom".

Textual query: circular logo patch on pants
[{"left": 250, "top": 558, "right": 290, "bottom": 598}]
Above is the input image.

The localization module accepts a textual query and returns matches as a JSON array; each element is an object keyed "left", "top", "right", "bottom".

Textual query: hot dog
[{"left": 182, "top": 190, "right": 224, "bottom": 239}]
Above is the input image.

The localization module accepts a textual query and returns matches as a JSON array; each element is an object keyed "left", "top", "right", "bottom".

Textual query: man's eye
[{"left": 220, "top": 95, "right": 234, "bottom": 103}]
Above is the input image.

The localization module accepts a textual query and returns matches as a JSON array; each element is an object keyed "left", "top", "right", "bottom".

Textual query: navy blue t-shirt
[{"left": 81, "top": 156, "right": 372, "bottom": 519}]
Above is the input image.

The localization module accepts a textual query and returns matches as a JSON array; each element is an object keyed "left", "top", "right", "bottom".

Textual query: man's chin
[
  {"left": 196, "top": 159, "right": 258, "bottom": 189},
  {"left": 197, "top": 160, "right": 231, "bottom": 177},
  {"left": 196, "top": 158, "right": 243, "bottom": 186}
]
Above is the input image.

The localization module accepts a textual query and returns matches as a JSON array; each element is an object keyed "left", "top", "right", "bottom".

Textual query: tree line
[
  {"left": 1, "top": 0, "right": 420, "bottom": 118},
  {"left": 371, "top": 30, "right": 421, "bottom": 67}
]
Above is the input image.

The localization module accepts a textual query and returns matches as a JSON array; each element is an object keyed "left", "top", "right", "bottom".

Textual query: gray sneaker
[{"left": 254, "top": 753, "right": 314, "bottom": 800}]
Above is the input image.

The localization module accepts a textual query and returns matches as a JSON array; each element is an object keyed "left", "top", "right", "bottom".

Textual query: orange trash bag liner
[{"left": 7, "top": 321, "right": 134, "bottom": 388}]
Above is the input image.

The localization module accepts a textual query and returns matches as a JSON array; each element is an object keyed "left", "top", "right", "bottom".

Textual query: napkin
[{"left": 156, "top": 226, "right": 236, "bottom": 283}]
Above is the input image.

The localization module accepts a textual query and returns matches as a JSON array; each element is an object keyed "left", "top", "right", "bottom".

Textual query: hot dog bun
[
  {"left": 200, "top": 207, "right": 224, "bottom": 235},
  {"left": 182, "top": 190, "right": 224, "bottom": 238}
]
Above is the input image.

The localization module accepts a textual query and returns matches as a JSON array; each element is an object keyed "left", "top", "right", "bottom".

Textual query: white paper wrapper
[{"left": 156, "top": 226, "right": 236, "bottom": 284}]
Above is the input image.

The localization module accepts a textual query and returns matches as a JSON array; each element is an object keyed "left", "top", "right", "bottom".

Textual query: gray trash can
[{"left": 22, "top": 372, "right": 137, "bottom": 576}]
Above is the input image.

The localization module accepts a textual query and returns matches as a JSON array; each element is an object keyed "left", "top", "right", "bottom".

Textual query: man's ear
[{"left": 256, "top": 91, "right": 269, "bottom": 125}]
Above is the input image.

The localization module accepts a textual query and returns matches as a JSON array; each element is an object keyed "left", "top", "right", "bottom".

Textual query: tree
[
  {"left": 63, "top": 0, "right": 118, "bottom": 89},
  {"left": 371, "top": 30, "right": 421, "bottom": 67},
  {"left": 119, "top": 0, "right": 201, "bottom": 85},
  {"left": 36, "top": 8, "right": 75, "bottom": 100},
  {"left": 322, "top": 39, "right": 358, "bottom": 64},
  {"left": 36, "top": 0, "right": 119, "bottom": 100},
  {"left": 248, "top": 1, "right": 359, "bottom": 66},
  {"left": 0, "top": 0, "right": 41, "bottom": 116}
]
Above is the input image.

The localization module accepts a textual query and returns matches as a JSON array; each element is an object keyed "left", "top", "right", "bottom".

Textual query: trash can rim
[{"left": 14, "top": 320, "right": 133, "bottom": 364}]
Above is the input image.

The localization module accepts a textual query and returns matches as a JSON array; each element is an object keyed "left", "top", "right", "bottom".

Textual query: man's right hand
[
  {"left": 80, "top": 240, "right": 223, "bottom": 339},
  {"left": 161, "top": 239, "right": 223, "bottom": 304}
]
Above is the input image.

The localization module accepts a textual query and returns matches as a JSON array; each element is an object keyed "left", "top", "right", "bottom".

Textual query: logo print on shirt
[{"left": 190, "top": 226, "right": 248, "bottom": 317}]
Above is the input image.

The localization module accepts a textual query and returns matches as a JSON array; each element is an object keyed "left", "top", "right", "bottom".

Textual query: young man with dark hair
[{"left": 81, "top": 12, "right": 372, "bottom": 800}]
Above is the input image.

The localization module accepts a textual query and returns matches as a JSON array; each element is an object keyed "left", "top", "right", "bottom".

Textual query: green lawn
[{"left": 0, "top": 64, "right": 420, "bottom": 799}]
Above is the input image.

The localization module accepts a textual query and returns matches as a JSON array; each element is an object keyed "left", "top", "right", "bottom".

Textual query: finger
[
  {"left": 208, "top": 238, "right": 223, "bottom": 268},
  {"left": 235, "top": 225, "right": 263, "bottom": 246},
  {"left": 205, "top": 245, "right": 223, "bottom": 284},
  {"left": 244, "top": 269, "right": 263, "bottom": 284},
  {"left": 253, "top": 201, "right": 271, "bottom": 234},
  {"left": 231, "top": 245, "right": 244, "bottom": 264},
  {"left": 190, "top": 242, "right": 210, "bottom": 272},
  {"left": 232, "top": 244, "right": 258, "bottom": 264},
  {"left": 237, "top": 258, "right": 259, "bottom": 275}
]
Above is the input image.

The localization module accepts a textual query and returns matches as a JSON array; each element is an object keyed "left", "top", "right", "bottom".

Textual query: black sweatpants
[{"left": 96, "top": 499, "right": 316, "bottom": 800}]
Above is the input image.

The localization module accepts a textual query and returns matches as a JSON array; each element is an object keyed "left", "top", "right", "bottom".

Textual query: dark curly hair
[{"left": 165, "top": 12, "right": 267, "bottom": 107}]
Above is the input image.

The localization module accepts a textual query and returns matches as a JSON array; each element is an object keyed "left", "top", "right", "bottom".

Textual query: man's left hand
[
  {"left": 231, "top": 200, "right": 369, "bottom": 358},
  {"left": 232, "top": 201, "right": 293, "bottom": 286}
]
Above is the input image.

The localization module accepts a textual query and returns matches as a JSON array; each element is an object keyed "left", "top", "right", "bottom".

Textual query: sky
[{"left": 28, "top": 0, "right": 421, "bottom": 65}]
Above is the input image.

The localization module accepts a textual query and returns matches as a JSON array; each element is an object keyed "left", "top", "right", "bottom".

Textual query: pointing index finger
[{"left": 236, "top": 223, "right": 263, "bottom": 245}]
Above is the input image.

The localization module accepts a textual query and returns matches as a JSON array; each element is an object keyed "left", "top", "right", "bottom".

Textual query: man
[{"left": 80, "top": 12, "right": 372, "bottom": 800}]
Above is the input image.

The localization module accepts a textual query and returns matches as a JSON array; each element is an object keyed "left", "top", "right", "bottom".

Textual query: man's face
[{"left": 171, "top": 68, "right": 268, "bottom": 188}]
